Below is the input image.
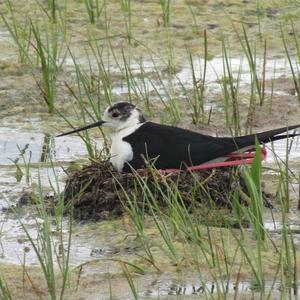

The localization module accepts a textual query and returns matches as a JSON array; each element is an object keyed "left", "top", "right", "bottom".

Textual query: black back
[{"left": 123, "top": 122, "right": 300, "bottom": 171}]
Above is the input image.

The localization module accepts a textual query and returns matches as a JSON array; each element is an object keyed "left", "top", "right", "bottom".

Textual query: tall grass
[
  {"left": 84, "top": 0, "right": 104, "bottom": 24},
  {"left": 220, "top": 36, "right": 241, "bottom": 135},
  {"left": 0, "top": 158, "right": 73, "bottom": 299},
  {"left": 1, "top": 0, "right": 67, "bottom": 113},
  {"left": 186, "top": 31, "right": 207, "bottom": 125},
  {"left": 1, "top": 0, "right": 32, "bottom": 64},
  {"left": 46, "top": 0, "right": 57, "bottom": 23},
  {"left": 242, "top": 140, "right": 265, "bottom": 242},
  {"left": 120, "top": 0, "right": 132, "bottom": 44},
  {"left": 56, "top": 46, "right": 114, "bottom": 160},
  {"left": 188, "top": 4, "right": 201, "bottom": 35},
  {"left": 0, "top": 276, "right": 12, "bottom": 300},
  {"left": 30, "top": 21, "right": 58, "bottom": 113},
  {"left": 108, "top": 140, "right": 298, "bottom": 297},
  {"left": 0, "top": 1, "right": 299, "bottom": 298},
  {"left": 159, "top": 0, "right": 172, "bottom": 27},
  {"left": 229, "top": 21, "right": 267, "bottom": 133},
  {"left": 281, "top": 22, "right": 300, "bottom": 103}
]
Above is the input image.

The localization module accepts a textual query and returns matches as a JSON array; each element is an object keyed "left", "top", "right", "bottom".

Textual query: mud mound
[{"left": 63, "top": 160, "right": 273, "bottom": 221}]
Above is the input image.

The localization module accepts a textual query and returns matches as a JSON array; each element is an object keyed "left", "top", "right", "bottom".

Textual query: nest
[{"left": 63, "top": 161, "right": 273, "bottom": 221}]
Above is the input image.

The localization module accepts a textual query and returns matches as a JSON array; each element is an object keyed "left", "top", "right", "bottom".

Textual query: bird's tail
[{"left": 235, "top": 124, "right": 300, "bottom": 148}]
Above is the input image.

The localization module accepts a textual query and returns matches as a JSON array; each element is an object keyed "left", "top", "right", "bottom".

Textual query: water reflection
[
  {"left": 143, "top": 280, "right": 300, "bottom": 297},
  {"left": 40, "top": 133, "right": 54, "bottom": 162}
]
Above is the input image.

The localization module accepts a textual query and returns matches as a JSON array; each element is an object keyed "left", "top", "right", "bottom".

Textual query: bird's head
[
  {"left": 102, "top": 102, "right": 146, "bottom": 131},
  {"left": 56, "top": 102, "right": 146, "bottom": 137}
]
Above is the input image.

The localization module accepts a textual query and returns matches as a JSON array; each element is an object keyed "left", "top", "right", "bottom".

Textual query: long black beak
[{"left": 56, "top": 120, "right": 106, "bottom": 137}]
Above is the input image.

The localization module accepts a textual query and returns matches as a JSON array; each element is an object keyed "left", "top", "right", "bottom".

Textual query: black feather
[{"left": 123, "top": 122, "right": 300, "bottom": 171}]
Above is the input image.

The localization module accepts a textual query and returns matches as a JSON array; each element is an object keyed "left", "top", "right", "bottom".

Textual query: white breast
[{"left": 109, "top": 123, "right": 143, "bottom": 171}]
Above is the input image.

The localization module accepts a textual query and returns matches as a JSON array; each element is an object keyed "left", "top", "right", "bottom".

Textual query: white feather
[{"left": 109, "top": 116, "right": 144, "bottom": 171}]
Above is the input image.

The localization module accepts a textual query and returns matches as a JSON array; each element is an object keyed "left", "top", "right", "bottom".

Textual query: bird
[{"left": 57, "top": 102, "right": 300, "bottom": 172}]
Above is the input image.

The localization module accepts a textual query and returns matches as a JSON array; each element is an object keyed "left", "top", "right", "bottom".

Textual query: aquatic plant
[
  {"left": 242, "top": 140, "right": 265, "bottom": 242},
  {"left": 228, "top": 20, "right": 267, "bottom": 133},
  {"left": 187, "top": 4, "right": 201, "bottom": 35},
  {"left": 30, "top": 21, "right": 58, "bottom": 114},
  {"left": 9, "top": 144, "right": 32, "bottom": 184},
  {"left": 187, "top": 30, "right": 207, "bottom": 126},
  {"left": 159, "top": 0, "right": 172, "bottom": 27},
  {"left": 84, "top": 0, "right": 104, "bottom": 24},
  {"left": 0, "top": 0, "right": 299, "bottom": 298},
  {"left": 281, "top": 21, "right": 300, "bottom": 103},
  {"left": 1, "top": 0, "right": 32, "bottom": 64},
  {"left": 119, "top": 0, "right": 132, "bottom": 44},
  {"left": 0, "top": 276, "right": 12, "bottom": 300},
  {"left": 219, "top": 36, "right": 241, "bottom": 136}
]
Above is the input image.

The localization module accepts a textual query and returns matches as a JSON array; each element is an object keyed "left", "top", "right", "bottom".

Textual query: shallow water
[
  {"left": 0, "top": 127, "right": 96, "bottom": 164},
  {"left": 0, "top": 119, "right": 299, "bottom": 263},
  {"left": 141, "top": 279, "right": 300, "bottom": 298},
  {"left": 61, "top": 55, "right": 300, "bottom": 101},
  {"left": 0, "top": 46, "right": 299, "bottom": 298},
  {"left": 0, "top": 0, "right": 299, "bottom": 297},
  {"left": 177, "top": 56, "right": 294, "bottom": 88}
]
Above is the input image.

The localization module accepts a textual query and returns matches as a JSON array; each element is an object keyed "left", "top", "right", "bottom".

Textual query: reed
[
  {"left": 0, "top": 276, "right": 12, "bottom": 300},
  {"left": 281, "top": 22, "right": 300, "bottom": 103},
  {"left": 159, "top": 0, "right": 172, "bottom": 27},
  {"left": 120, "top": 0, "right": 132, "bottom": 44},
  {"left": 84, "top": 0, "right": 104, "bottom": 24},
  {"left": 30, "top": 21, "right": 58, "bottom": 114},
  {"left": 186, "top": 31, "right": 207, "bottom": 125},
  {"left": 242, "top": 140, "right": 265, "bottom": 242},
  {"left": 188, "top": 4, "right": 201, "bottom": 35},
  {"left": 228, "top": 20, "right": 267, "bottom": 133},
  {"left": 1, "top": 0, "right": 32, "bottom": 64}
]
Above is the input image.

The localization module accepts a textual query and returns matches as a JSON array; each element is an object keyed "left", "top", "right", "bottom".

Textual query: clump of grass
[
  {"left": 30, "top": 21, "right": 58, "bottom": 114},
  {"left": 58, "top": 48, "right": 111, "bottom": 159},
  {"left": 272, "top": 147, "right": 299, "bottom": 294},
  {"left": 84, "top": 0, "right": 104, "bottom": 24},
  {"left": 281, "top": 21, "right": 300, "bottom": 103},
  {"left": 9, "top": 144, "right": 32, "bottom": 184},
  {"left": 187, "top": 4, "right": 201, "bottom": 35},
  {"left": 2, "top": 0, "right": 68, "bottom": 113},
  {"left": 46, "top": 0, "right": 57, "bottom": 24},
  {"left": 1, "top": 0, "right": 32, "bottom": 64},
  {"left": 16, "top": 166, "right": 72, "bottom": 299},
  {"left": 220, "top": 36, "right": 241, "bottom": 135},
  {"left": 242, "top": 140, "right": 265, "bottom": 242},
  {"left": 270, "top": 133, "right": 299, "bottom": 212},
  {"left": 127, "top": 170, "right": 182, "bottom": 265},
  {"left": 186, "top": 30, "right": 207, "bottom": 125},
  {"left": 0, "top": 276, "right": 12, "bottom": 300},
  {"left": 229, "top": 20, "right": 267, "bottom": 133},
  {"left": 159, "top": 0, "right": 172, "bottom": 27},
  {"left": 120, "top": 0, "right": 132, "bottom": 44}
]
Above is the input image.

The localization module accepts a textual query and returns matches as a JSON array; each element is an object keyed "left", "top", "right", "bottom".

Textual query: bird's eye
[{"left": 112, "top": 112, "right": 119, "bottom": 118}]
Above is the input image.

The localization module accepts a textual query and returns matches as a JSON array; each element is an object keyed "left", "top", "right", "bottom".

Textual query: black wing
[
  {"left": 122, "top": 122, "right": 232, "bottom": 170},
  {"left": 123, "top": 122, "right": 300, "bottom": 171}
]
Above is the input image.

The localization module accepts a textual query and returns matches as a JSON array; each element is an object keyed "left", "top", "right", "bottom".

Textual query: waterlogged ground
[{"left": 0, "top": 0, "right": 300, "bottom": 299}]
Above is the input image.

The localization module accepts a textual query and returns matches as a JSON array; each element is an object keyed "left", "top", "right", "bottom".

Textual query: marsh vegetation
[{"left": 0, "top": 0, "right": 300, "bottom": 299}]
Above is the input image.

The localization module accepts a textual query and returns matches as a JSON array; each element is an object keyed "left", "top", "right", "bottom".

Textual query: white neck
[{"left": 109, "top": 122, "right": 144, "bottom": 171}]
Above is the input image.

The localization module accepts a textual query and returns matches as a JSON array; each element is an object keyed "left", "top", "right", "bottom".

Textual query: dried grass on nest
[{"left": 63, "top": 160, "right": 273, "bottom": 221}]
